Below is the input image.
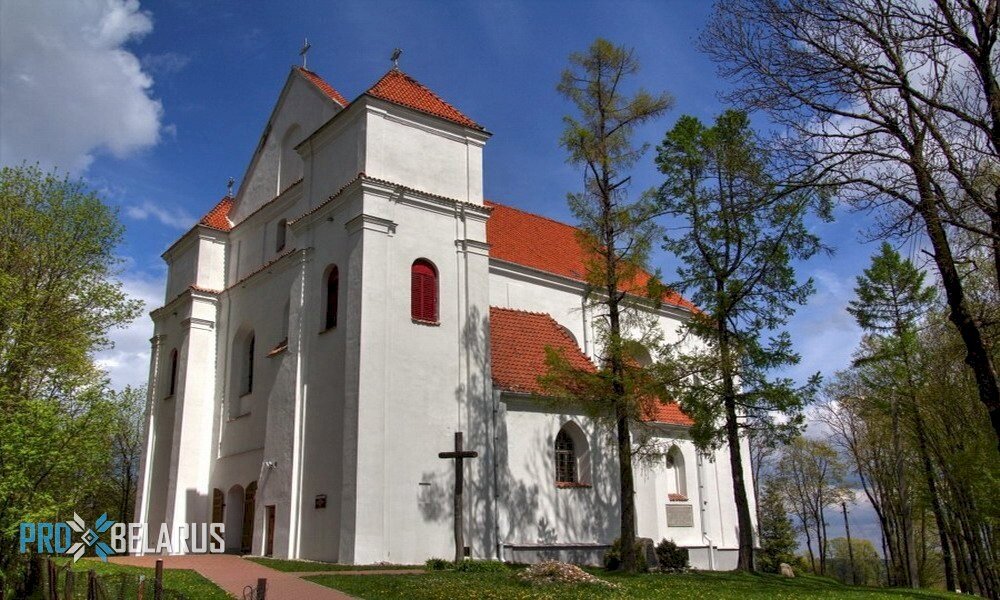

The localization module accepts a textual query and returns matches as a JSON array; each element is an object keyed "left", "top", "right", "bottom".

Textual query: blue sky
[{"left": 1, "top": 0, "right": 884, "bottom": 548}]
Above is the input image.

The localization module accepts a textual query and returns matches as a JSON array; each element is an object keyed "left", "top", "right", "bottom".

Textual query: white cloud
[
  {"left": 95, "top": 272, "right": 164, "bottom": 390},
  {"left": 126, "top": 199, "right": 195, "bottom": 230},
  {"left": 0, "top": 0, "right": 163, "bottom": 173}
]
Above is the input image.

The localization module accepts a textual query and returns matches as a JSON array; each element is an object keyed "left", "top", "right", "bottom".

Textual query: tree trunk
[
  {"left": 916, "top": 186, "right": 1000, "bottom": 451},
  {"left": 724, "top": 392, "right": 755, "bottom": 571}
]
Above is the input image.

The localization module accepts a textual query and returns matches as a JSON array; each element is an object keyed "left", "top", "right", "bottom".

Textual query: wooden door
[
  {"left": 241, "top": 481, "right": 257, "bottom": 554},
  {"left": 265, "top": 505, "right": 275, "bottom": 557},
  {"left": 211, "top": 489, "right": 224, "bottom": 524}
]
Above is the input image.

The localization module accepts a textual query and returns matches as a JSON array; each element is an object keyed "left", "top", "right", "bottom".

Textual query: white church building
[{"left": 134, "top": 64, "right": 755, "bottom": 570}]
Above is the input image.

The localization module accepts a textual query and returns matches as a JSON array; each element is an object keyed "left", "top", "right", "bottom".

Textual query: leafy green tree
[
  {"left": 774, "top": 437, "right": 853, "bottom": 576},
  {"left": 757, "top": 481, "right": 799, "bottom": 573},
  {"left": 543, "top": 38, "right": 673, "bottom": 573},
  {"left": 0, "top": 164, "right": 142, "bottom": 592},
  {"left": 655, "top": 110, "right": 830, "bottom": 571},
  {"left": 828, "top": 537, "right": 884, "bottom": 587},
  {"left": 848, "top": 242, "right": 950, "bottom": 590}
]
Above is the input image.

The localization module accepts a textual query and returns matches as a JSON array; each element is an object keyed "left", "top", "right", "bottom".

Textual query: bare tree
[{"left": 703, "top": 0, "right": 1000, "bottom": 450}]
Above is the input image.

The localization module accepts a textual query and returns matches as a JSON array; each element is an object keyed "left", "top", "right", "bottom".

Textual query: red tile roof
[
  {"left": 490, "top": 307, "right": 595, "bottom": 395},
  {"left": 296, "top": 67, "right": 349, "bottom": 107},
  {"left": 365, "top": 68, "right": 482, "bottom": 130},
  {"left": 199, "top": 196, "right": 233, "bottom": 231},
  {"left": 649, "top": 402, "right": 693, "bottom": 427},
  {"left": 489, "top": 306, "right": 691, "bottom": 426},
  {"left": 485, "top": 201, "right": 696, "bottom": 311}
]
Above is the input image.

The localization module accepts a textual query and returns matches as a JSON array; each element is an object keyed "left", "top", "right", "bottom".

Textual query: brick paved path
[{"left": 110, "top": 554, "right": 361, "bottom": 599}]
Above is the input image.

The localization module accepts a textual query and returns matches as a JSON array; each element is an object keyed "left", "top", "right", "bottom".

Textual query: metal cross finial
[
  {"left": 299, "top": 38, "right": 312, "bottom": 69},
  {"left": 391, "top": 48, "right": 402, "bottom": 69},
  {"left": 226, "top": 177, "right": 234, "bottom": 198}
]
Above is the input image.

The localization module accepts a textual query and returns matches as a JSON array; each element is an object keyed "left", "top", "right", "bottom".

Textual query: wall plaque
[{"left": 665, "top": 504, "right": 694, "bottom": 527}]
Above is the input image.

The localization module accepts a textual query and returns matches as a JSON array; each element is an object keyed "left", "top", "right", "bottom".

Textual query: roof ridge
[
  {"left": 489, "top": 306, "right": 554, "bottom": 318},
  {"left": 364, "top": 68, "right": 482, "bottom": 130},
  {"left": 295, "top": 66, "right": 349, "bottom": 107}
]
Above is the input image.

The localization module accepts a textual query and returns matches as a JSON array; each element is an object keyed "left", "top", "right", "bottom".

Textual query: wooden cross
[{"left": 438, "top": 431, "right": 478, "bottom": 563}]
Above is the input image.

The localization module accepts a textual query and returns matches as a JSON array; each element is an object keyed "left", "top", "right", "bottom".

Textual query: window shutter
[{"left": 411, "top": 261, "right": 438, "bottom": 322}]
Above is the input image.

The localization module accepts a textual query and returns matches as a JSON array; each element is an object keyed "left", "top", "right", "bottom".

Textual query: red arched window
[
  {"left": 168, "top": 349, "right": 178, "bottom": 396},
  {"left": 411, "top": 259, "right": 438, "bottom": 322},
  {"left": 325, "top": 266, "right": 339, "bottom": 329}
]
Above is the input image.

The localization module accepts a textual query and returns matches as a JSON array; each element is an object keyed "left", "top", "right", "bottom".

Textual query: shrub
[
  {"left": 655, "top": 539, "right": 689, "bottom": 571},
  {"left": 603, "top": 537, "right": 648, "bottom": 572},
  {"left": 424, "top": 557, "right": 450, "bottom": 571},
  {"left": 454, "top": 559, "right": 509, "bottom": 573}
]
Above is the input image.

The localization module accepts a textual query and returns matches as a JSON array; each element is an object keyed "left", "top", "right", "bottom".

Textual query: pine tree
[
  {"left": 757, "top": 481, "right": 798, "bottom": 573},
  {"left": 655, "top": 110, "right": 830, "bottom": 571},
  {"left": 544, "top": 38, "right": 673, "bottom": 573}
]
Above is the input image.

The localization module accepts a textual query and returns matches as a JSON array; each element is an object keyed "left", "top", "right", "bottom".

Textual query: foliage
[
  {"left": 757, "top": 482, "right": 799, "bottom": 574},
  {"left": 425, "top": 558, "right": 450, "bottom": 571},
  {"left": 827, "top": 537, "right": 885, "bottom": 588},
  {"left": 544, "top": 37, "right": 673, "bottom": 574},
  {"left": 702, "top": 0, "right": 1000, "bottom": 452},
  {"left": 773, "top": 437, "right": 853, "bottom": 576},
  {"left": 654, "top": 539, "right": 688, "bottom": 571},
  {"left": 0, "top": 165, "right": 143, "bottom": 594},
  {"left": 655, "top": 109, "right": 829, "bottom": 571},
  {"left": 454, "top": 559, "right": 509, "bottom": 573},
  {"left": 603, "top": 536, "right": 648, "bottom": 572},
  {"left": 308, "top": 568, "right": 964, "bottom": 599}
]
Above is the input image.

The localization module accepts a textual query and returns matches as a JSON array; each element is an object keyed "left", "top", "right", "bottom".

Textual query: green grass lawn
[
  {"left": 34, "top": 558, "right": 232, "bottom": 600},
  {"left": 307, "top": 569, "right": 960, "bottom": 600},
  {"left": 246, "top": 556, "right": 423, "bottom": 572}
]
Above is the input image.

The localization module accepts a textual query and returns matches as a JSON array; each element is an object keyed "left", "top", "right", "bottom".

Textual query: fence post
[
  {"left": 137, "top": 574, "right": 145, "bottom": 600},
  {"left": 64, "top": 570, "right": 74, "bottom": 600},
  {"left": 256, "top": 578, "right": 267, "bottom": 600},
  {"left": 47, "top": 558, "right": 56, "bottom": 600},
  {"left": 86, "top": 570, "right": 96, "bottom": 600},
  {"left": 154, "top": 559, "right": 163, "bottom": 600}
]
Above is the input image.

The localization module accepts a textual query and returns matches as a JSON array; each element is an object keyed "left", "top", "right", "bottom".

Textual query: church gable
[{"left": 230, "top": 67, "right": 346, "bottom": 223}]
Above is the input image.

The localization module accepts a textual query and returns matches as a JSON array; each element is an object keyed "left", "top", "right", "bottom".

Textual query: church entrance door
[{"left": 241, "top": 480, "right": 257, "bottom": 554}]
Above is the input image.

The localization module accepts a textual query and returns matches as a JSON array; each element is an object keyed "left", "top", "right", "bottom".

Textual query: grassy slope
[
  {"left": 246, "top": 556, "right": 423, "bottom": 572},
  {"left": 307, "top": 570, "right": 960, "bottom": 600},
  {"left": 40, "top": 558, "right": 232, "bottom": 600}
]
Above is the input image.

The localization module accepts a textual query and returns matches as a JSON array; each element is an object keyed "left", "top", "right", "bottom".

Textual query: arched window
[
  {"left": 325, "top": 266, "right": 339, "bottom": 329},
  {"left": 666, "top": 446, "right": 687, "bottom": 501},
  {"left": 278, "top": 124, "right": 302, "bottom": 193},
  {"left": 168, "top": 348, "right": 178, "bottom": 397},
  {"left": 555, "top": 429, "right": 577, "bottom": 484},
  {"left": 243, "top": 333, "right": 255, "bottom": 395},
  {"left": 275, "top": 219, "right": 287, "bottom": 252},
  {"left": 411, "top": 259, "right": 438, "bottom": 322}
]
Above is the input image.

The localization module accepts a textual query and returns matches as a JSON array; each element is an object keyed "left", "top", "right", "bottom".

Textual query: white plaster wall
[
  {"left": 336, "top": 188, "right": 492, "bottom": 565},
  {"left": 164, "top": 240, "right": 197, "bottom": 301},
  {"left": 498, "top": 404, "right": 621, "bottom": 548},
  {"left": 364, "top": 100, "right": 486, "bottom": 205},
  {"left": 232, "top": 72, "right": 341, "bottom": 224}
]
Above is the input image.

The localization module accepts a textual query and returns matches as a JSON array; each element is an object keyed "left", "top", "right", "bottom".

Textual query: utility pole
[{"left": 842, "top": 501, "right": 857, "bottom": 585}]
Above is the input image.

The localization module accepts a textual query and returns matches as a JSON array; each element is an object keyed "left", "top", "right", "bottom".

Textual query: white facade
[{"left": 134, "top": 66, "right": 755, "bottom": 569}]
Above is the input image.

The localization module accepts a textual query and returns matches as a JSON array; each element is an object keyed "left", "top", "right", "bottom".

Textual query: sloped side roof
[
  {"left": 490, "top": 306, "right": 595, "bottom": 395},
  {"left": 199, "top": 196, "right": 233, "bottom": 231},
  {"left": 365, "top": 68, "right": 483, "bottom": 130},
  {"left": 485, "top": 201, "right": 696, "bottom": 311},
  {"left": 296, "top": 67, "right": 349, "bottom": 107},
  {"left": 489, "top": 306, "right": 692, "bottom": 426}
]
